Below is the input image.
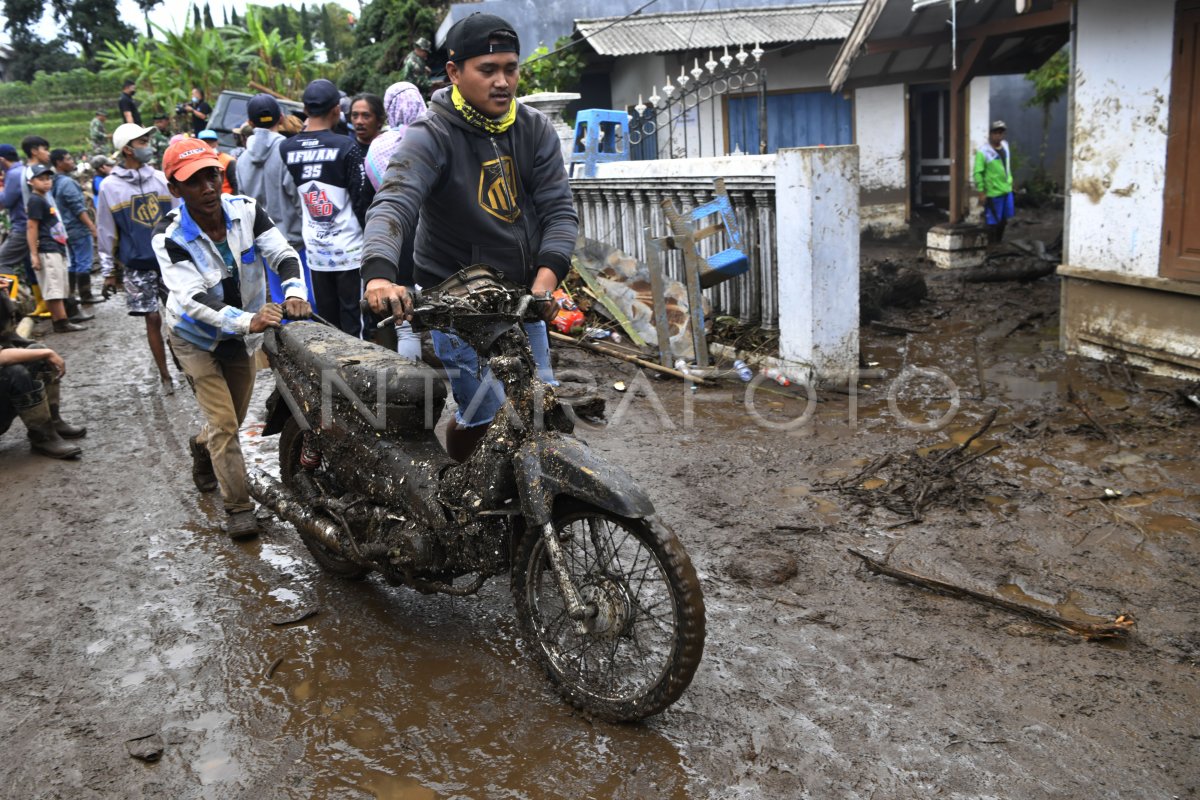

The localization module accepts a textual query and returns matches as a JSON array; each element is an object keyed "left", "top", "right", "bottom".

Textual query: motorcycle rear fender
[
  {"left": 512, "top": 434, "right": 655, "bottom": 527},
  {"left": 262, "top": 387, "right": 308, "bottom": 436}
]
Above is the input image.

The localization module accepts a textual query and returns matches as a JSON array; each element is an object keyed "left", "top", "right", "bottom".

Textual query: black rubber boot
[
  {"left": 42, "top": 381, "right": 85, "bottom": 438},
  {"left": 189, "top": 435, "right": 219, "bottom": 492},
  {"left": 16, "top": 384, "right": 81, "bottom": 459},
  {"left": 49, "top": 405, "right": 86, "bottom": 438},
  {"left": 52, "top": 318, "right": 87, "bottom": 333},
  {"left": 64, "top": 294, "right": 95, "bottom": 323},
  {"left": 78, "top": 273, "right": 101, "bottom": 305}
]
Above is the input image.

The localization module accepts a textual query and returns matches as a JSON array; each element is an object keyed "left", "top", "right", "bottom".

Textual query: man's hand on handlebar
[
  {"left": 282, "top": 297, "right": 312, "bottom": 320},
  {"left": 530, "top": 267, "right": 559, "bottom": 324},
  {"left": 365, "top": 278, "right": 413, "bottom": 322},
  {"left": 249, "top": 303, "right": 284, "bottom": 333}
]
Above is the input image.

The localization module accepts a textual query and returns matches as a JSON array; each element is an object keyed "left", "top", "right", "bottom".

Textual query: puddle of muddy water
[
  {"left": 995, "top": 581, "right": 1116, "bottom": 628},
  {"left": 180, "top": 499, "right": 696, "bottom": 799}
]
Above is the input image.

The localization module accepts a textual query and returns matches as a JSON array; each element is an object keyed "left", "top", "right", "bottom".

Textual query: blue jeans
[
  {"left": 66, "top": 233, "right": 93, "bottom": 275},
  {"left": 432, "top": 321, "right": 557, "bottom": 428}
]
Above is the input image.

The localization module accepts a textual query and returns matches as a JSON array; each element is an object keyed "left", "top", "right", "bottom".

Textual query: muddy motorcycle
[{"left": 250, "top": 266, "right": 705, "bottom": 721}]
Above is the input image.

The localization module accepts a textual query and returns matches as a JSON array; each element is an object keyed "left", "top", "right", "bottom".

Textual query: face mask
[
  {"left": 131, "top": 145, "right": 154, "bottom": 164},
  {"left": 192, "top": 94, "right": 201, "bottom": 102}
]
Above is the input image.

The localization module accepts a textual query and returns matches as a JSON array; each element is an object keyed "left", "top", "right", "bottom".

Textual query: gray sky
[{"left": 4, "top": 0, "right": 359, "bottom": 46}]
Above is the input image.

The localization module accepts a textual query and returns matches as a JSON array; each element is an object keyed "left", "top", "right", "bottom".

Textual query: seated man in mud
[
  {"left": 362, "top": 12, "right": 578, "bottom": 463},
  {"left": 152, "top": 139, "right": 311, "bottom": 540},
  {"left": 0, "top": 276, "right": 86, "bottom": 459}
]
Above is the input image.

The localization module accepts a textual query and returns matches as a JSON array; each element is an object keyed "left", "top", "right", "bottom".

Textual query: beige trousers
[{"left": 170, "top": 332, "right": 257, "bottom": 514}]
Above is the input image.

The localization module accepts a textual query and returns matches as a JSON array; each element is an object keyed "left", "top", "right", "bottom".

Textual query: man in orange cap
[{"left": 153, "top": 138, "right": 311, "bottom": 539}]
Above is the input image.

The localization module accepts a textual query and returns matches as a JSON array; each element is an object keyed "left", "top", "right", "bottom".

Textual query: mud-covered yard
[{"left": 2, "top": 224, "right": 1198, "bottom": 798}]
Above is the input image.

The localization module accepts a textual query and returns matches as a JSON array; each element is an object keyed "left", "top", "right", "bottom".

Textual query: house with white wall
[
  {"left": 1059, "top": 0, "right": 1198, "bottom": 378},
  {"left": 571, "top": 3, "right": 918, "bottom": 236},
  {"left": 829, "top": 0, "right": 1070, "bottom": 225},
  {"left": 832, "top": 0, "right": 1199, "bottom": 378}
]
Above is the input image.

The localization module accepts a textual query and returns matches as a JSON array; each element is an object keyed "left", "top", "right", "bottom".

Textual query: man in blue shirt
[
  {"left": 0, "top": 143, "right": 30, "bottom": 275},
  {"left": 50, "top": 149, "right": 101, "bottom": 306}
]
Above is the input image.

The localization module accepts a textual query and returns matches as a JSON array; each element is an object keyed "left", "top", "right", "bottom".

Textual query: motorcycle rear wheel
[
  {"left": 278, "top": 418, "right": 370, "bottom": 580},
  {"left": 512, "top": 500, "right": 705, "bottom": 722}
]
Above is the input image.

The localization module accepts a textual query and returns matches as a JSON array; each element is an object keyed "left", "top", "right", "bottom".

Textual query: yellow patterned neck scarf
[{"left": 451, "top": 85, "right": 517, "bottom": 135}]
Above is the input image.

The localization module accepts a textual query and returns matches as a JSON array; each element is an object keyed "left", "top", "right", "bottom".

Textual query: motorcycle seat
[{"left": 273, "top": 321, "right": 447, "bottom": 414}]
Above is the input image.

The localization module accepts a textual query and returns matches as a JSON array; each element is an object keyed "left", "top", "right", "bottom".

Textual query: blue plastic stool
[
  {"left": 570, "top": 109, "right": 630, "bottom": 178},
  {"left": 688, "top": 184, "right": 749, "bottom": 288}
]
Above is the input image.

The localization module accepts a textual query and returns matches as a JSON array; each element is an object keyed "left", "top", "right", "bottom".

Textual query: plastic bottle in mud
[
  {"left": 761, "top": 367, "right": 791, "bottom": 386},
  {"left": 675, "top": 359, "right": 699, "bottom": 392},
  {"left": 551, "top": 289, "right": 585, "bottom": 335},
  {"left": 732, "top": 359, "right": 753, "bottom": 382}
]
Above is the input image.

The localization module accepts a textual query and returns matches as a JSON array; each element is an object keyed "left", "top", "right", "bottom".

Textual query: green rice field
[{"left": 0, "top": 106, "right": 116, "bottom": 155}]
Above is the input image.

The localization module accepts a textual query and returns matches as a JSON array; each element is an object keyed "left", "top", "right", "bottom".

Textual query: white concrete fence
[{"left": 569, "top": 146, "right": 860, "bottom": 382}]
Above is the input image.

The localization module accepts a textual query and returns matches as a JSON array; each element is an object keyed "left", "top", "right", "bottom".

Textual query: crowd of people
[{"left": 1, "top": 13, "right": 578, "bottom": 541}]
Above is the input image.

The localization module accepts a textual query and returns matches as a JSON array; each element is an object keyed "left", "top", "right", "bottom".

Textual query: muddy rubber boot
[
  {"left": 52, "top": 318, "right": 87, "bottom": 333},
  {"left": 189, "top": 435, "right": 219, "bottom": 492},
  {"left": 49, "top": 404, "right": 86, "bottom": 439},
  {"left": 64, "top": 278, "right": 94, "bottom": 321},
  {"left": 225, "top": 510, "right": 260, "bottom": 540},
  {"left": 77, "top": 272, "right": 101, "bottom": 305},
  {"left": 16, "top": 387, "right": 82, "bottom": 459}
]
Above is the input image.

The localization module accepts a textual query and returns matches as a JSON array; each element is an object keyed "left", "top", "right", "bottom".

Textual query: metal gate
[{"left": 627, "top": 46, "right": 768, "bottom": 160}]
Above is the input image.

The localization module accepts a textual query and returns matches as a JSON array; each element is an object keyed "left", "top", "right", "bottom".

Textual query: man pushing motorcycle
[
  {"left": 361, "top": 12, "right": 579, "bottom": 463},
  {"left": 153, "top": 138, "right": 311, "bottom": 539}
]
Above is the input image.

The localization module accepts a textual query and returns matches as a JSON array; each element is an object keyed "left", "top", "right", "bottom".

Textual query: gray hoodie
[
  {"left": 236, "top": 128, "right": 303, "bottom": 247},
  {"left": 361, "top": 87, "right": 578, "bottom": 289}
]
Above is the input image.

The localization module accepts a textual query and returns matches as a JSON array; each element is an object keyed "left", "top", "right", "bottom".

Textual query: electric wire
[{"left": 523, "top": 0, "right": 662, "bottom": 65}]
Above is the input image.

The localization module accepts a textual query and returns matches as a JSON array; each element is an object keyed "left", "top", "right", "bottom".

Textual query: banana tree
[
  {"left": 96, "top": 38, "right": 172, "bottom": 113},
  {"left": 153, "top": 22, "right": 254, "bottom": 101},
  {"left": 240, "top": 7, "right": 318, "bottom": 99}
]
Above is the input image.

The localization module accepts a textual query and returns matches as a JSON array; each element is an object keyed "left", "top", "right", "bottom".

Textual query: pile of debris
[{"left": 821, "top": 410, "right": 1002, "bottom": 523}]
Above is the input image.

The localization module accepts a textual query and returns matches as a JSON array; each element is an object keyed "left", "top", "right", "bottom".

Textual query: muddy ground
[{"left": 3, "top": 219, "right": 1199, "bottom": 798}]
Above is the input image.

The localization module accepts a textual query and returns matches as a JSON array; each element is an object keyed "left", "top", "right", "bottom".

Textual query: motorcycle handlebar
[
  {"left": 361, "top": 289, "right": 424, "bottom": 330},
  {"left": 363, "top": 287, "right": 548, "bottom": 330}
]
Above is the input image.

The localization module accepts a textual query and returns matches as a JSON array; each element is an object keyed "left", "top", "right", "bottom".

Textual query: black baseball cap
[
  {"left": 445, "top": 13, "right": 520, "bottom": 64},
  {"left": 247, "top": 94, "right": 282, "bottom": 128},
  {"left": 27, "top": 164, "right": 53, "bottom": 181},
  {"left": 303, "top": 79, "right": 340, "bottom": 116}
]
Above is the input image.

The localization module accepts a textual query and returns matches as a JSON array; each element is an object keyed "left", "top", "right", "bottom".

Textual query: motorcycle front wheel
[
  {"left": 512, "top": 500, "right": 705, "bottom": 722},
  {"left": 278, "top": 418, "right": 370, "bottom": 580}
]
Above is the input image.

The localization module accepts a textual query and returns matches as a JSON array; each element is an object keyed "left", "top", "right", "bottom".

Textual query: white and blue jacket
[{"left": 152, "top": 194, "right": 306, "bottom": 353}]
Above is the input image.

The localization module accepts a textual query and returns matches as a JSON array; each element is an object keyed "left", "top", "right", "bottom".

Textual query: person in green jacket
[{"left": 973, "top": 120, "right": 1014, "bottom": 243}]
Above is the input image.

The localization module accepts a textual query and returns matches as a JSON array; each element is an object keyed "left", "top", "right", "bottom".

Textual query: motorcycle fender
[
  {"left": 512, "top": 435, "right": 655, "bottom": 527},
  {"left": 262, "top": 388, "right": 299, "bottom": 437}
]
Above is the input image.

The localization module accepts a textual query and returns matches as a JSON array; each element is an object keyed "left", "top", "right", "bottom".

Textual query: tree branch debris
[
  {"left": 818, "top": 410, "right": 1003, "bottom": 521},
  {"left": 847, "top": 549, "right": 1135, "bottom": 641}
]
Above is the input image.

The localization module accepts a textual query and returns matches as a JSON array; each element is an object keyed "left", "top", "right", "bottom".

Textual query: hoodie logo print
[
  {"left": 477, "top": 156, "right": 520, "bottom": 224},
  {"left": 130, "top": 194, "right": 163, "bottom": 228}
]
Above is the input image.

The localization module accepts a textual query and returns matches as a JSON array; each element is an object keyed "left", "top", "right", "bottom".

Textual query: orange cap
[{"left": 162, "top": 138, "right": 223, "bottom": 182}]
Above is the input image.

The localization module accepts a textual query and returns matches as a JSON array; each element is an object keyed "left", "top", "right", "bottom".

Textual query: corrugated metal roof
[
  {"left": 576, "top": 3, "right": 864, "bottom": 56},
  {"left": 828, "top": 0, "right": 1069, "bottom": 91}
]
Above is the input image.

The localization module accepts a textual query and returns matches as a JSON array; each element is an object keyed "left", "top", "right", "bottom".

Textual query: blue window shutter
[{"left": 728, "top": 90, "right": 854, "bottom": 154}]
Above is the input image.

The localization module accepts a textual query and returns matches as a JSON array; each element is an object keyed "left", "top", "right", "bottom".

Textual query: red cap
[{"left": 162, "top": 138, "right": 223, "bottom": 182}]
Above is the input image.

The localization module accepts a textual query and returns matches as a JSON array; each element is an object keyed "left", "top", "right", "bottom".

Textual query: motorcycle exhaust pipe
[{"left": 247, "top": 468, "right": 348, "bottom": 557}]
